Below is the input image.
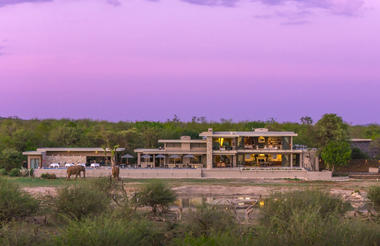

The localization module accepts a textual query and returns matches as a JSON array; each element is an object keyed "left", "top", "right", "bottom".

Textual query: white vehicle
[
  {"left": 90, "top": 163, "right": 100, "bottom": 168},
  {"left": 49, "top": 163, "right": 59, "bottom": 168},
  {"left": 65, "top": 163, "right": 74, "bottom": 168}
]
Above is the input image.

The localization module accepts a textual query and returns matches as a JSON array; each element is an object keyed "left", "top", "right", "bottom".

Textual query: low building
[
  {"left": 350, "top": 139, "right": 373, "bottom": 158},
  {"left": 135, "top": 128, "right": 319, "bottom": 170},
  {"left": 23, "top": 147, "right": 125, "bottom": 169}
]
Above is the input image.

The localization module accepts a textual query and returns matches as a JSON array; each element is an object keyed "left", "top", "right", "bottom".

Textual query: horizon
[{"left": 0, "top": 0, "right": 379, "bottom": 124}]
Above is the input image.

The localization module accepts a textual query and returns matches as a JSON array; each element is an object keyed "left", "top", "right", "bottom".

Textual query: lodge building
[{"left": 135, "top": 128, "right": 319, "bottom": 170}]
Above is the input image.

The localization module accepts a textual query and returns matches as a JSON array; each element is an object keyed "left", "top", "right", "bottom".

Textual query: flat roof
[
  {"left": 199, "top": 131, "right": 297, "bottom": 137},
  {"left": 158, "top": 139, "right": 206, "bottom": 144},
  {"left": 350, "top": 139, "right": 372, "bottom": 142},
  {"left": 23, "top": 147, "right": 125, "bottom": 155}
]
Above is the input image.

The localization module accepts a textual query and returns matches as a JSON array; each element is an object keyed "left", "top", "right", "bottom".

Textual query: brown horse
[
  {"left": 67, "top": 165, "right": 86, "bottom": 179},
  {"left": 112, "top": 166, "right": 120, "bottom": 180}
]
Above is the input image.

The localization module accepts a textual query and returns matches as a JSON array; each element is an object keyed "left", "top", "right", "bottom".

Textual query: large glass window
[{"left": 30, "top": 158, "right": 40, "bottom": 169}]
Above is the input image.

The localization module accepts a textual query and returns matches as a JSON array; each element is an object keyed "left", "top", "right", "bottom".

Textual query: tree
[
  {"left": 321, "top": 141, "right": 352, "bottom": 172},
  {"left": 300, "top": 116, "right": 313, "bottom": 125},
  {"left": 315, "top": 114, "right": 349, "bottom": 148},
  {"left": 0, "top": 148, "right": 24, "bottom": 171},
  {"left": 136, "top": 181, "right": 176, "bottom": 215}
]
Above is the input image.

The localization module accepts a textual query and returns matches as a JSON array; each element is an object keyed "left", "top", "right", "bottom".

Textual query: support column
[
  {"left": 152, "top": 155, "right": 156, "bottom": 168},
  {"left": 232, "top": 155, "right": 237, "bottom": 167},
  {"left": 137, "top": 153, "right": 141, "bottom": 167},
  {"left": 290, "top": 154, "right": 293, "bottom": 168},
  {"left": 206, "top": 136, "right": 213, "bottom": 169}
]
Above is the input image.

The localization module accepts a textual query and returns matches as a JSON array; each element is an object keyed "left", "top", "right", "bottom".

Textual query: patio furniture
[
  {"left": 49, "top": 163, "right": 59, "bottom": 168},
  {"left": 65, "top": 163, "right": 74, "bottom": 168},
  {"left": 91, "top": 163, "right": 100, "bottom": 168},
  {"left": 78, "top": 163, "right": 86, "bottom": 167}
]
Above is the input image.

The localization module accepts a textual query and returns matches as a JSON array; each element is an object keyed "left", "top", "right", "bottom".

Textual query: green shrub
[
  {"left": 0, "top": 178, "right": 39, "bottom": 222},
  {"left": 0, "top": 221, "right": 51, "bottom": 246},
  {"left": 8, "top": 168, "right": 20, "bottom": 177},
  {"left": 368, "top": 186, "right": 380, "bottom": 208},
  {"left": 260, "top": 190, "right": 351, "bottom": 224},
  {"left": 54, "top": 183, "right": 110, "bottom": 220},
  {"left": 53, "top": 214, "right": 165, "bottom": 246},
  {"left": 40, "top": 173, "right": 57, "bottom": 179},
  {"left": 0, "top": 168, "right": 7, "bottom": 176},
  {"left": 179, "top": 205, "right": 238, "bottom": 237},
  {"left": 135, "top": 181, "right": 176, "bottom": 215},
  {"left": 29, "top": 168, "right": 34, "bottom": 177}
]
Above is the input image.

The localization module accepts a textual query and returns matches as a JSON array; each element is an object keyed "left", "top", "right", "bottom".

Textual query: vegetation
[
  {"left": 368, "top": 186, "right": 380, "bottom": 208},
  {"left": 135, "top": 181, "right": 177, "bottom": 215},
  {"left": 40, "top": 173, "right": 57, "bottom": 179},
  {"left": 0, "top": 177, "right": 39, "bottom": 222},
  {"left": 8, "top": 168, "right": 20, "bottom": 177},
  {"left": 53, "top": 182, "right": 111, "bottom": 219},
  {"left": 321, "top": 141, "right": 352, "bottom": 171},
  {"left": 0, "top": 179, "right": 380, "bottom": 246}
]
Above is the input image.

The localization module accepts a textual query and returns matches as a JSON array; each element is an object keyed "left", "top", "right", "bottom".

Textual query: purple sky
[{"left": 0, "top": 0, "right": 379, "bottom": 124}]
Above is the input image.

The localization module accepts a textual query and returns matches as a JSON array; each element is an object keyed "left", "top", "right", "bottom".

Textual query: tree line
[{"left": 0, "top": 114, "right": 379, "bottom": 170}]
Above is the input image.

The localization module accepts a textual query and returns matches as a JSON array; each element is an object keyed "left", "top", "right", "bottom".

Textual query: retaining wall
[{"left": 34, "top": 168, "right": 333, "bottom": 181}]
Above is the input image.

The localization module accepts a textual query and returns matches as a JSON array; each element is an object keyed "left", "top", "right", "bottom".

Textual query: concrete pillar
[
  {"left": 206, "top": 136, "right": 213, "bottom": 169},
  {"left": 233, "top": 155, "right": 237, "bottom": 167},
  {"left": 290, "top": 154, "right": 293, "bottom": 168},
  {"left": 153, "top": 155, "right": 156, "bottom": 168},
  {"left": 290, "top": 136, "right": 293, "bottom": 150},
  {"left": 137, "top": 153, "right": 141, "bottom": 167}
]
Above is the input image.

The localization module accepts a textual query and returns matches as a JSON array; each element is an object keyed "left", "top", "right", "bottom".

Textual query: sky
[{"left": 0, "top": 0, "right": 379, "bottom": 124}]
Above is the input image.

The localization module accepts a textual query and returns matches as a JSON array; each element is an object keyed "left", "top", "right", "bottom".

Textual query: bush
[
  {"left": 29, "top": 168, "right": 34, "bottom": 177},
  {"left": 135, "top": 181, "right": 176, "bottom": 215},
  {"left": 53, "top": 214, "right": 165, "bottom": 246},
  {"left": 40, "top": 173, "right": 57, "bottom": 179},
  {"left": 179, "top": 205, "right": 238, "bottom": 237},
  {"left": 0, "top": 148, "right": 24, "bottom": 171},
  {"left": 368, "top": 186, "right": 380, "bottom": 208},
  {"left": 8, "top": 168, "right": 20, "bottom": 177},
  {"left": 260, "top": 190, "right": 351, "bottom": 224},
  {"left": 0, "top": 168, "right": 7, "bottom": 176},
  {"left": 54, "top": 183, "right": 110, "bottom": 220},
  {"left": 0, "top": 221, "right": 51, "bottom": 246},
  {"left": 0, "top": 178, "right": 39, "bottom": 222}
]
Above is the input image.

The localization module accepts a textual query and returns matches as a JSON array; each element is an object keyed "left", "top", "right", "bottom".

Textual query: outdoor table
[
  {"left": 91, "top": 163, "right": 100, "bottom": 168},
  {"left": 65, "top": 163, "right": 74, "bottom": 168},
  {"left": 49, "top": 163, "right": 59, "bottom": 168}
]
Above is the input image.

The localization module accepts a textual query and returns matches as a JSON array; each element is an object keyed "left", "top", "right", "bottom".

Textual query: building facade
[
  {"left": 135, "top": 128, "right": 319, "bottom": 170},
  {"left": 23, "top": 148, "right": 125, "bottom": 169}
]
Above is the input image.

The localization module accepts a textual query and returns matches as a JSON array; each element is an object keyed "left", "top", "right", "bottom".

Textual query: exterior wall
[
  {"left": 350, "top": 141, "right": 374, "bottom": 158},
  {"left": 301, "top": 149, "right": 319, "bottom": 171}
]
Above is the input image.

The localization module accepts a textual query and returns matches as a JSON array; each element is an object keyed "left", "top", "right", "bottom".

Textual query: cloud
[
  {"left": 106, "top": 0, "right": 121, "bottom": 7},
  {"left": 0, "top": 0, "right": 53, "bottom": 8},
  {"left": 180, "top": 0, "right": 239, "bottom": 7}
]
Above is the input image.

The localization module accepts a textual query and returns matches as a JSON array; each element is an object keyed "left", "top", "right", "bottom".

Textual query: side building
[
  {"left": 135, "top": 128, "right": 319, "bottom": 170},
  {"left": 23, "top": 147, "right": 125, "bottom": 169}
]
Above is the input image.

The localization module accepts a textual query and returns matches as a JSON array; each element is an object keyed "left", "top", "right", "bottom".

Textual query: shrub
[
  {"left": 0, "top": 221, "right": 51, "bottom": 246},
  {"left": 29, "top": 168, "right": 34, "bottom": 177},
  {"left": 54, "top": 183, "right": 110, "bottom": 220},
  {"left": 179, "top": 205, "right": 238, "bottom": 237},
  {"left": 40, "top": 173, "right": 57, "bottom": 179},
  {"left": 0, "top": 168, "right": 7, "bottom": 176},
  {"left": 53, "top": 214, "right": 165, "bottom": 246},
  {"left": 0, "top": 178, "right": 39, "bottom": 222},
  {"left": 20, "top": 168, "right": 29, "bottom": 177},
  {"left": 8, "top": 168, "right": 20, "bottom": 177},
  {"left": 0, "top": 148, "right": 23, "bottom": 171},
  {"left": 135, "top": 181, "right": 176, "bottom": 215},
  {"left": 260, "top": 190, "right": 351, "bottom": 224},
  {"left": 368, "top": 186, "right": 380, "bottom": 208}
]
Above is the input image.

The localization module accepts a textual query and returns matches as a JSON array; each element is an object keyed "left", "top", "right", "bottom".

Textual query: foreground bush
[
  {"left": 40, "top": 173, "right": 57, "bottom": 179},
  {"left": 261, "top": 190, "right": 350, "bottom": 224},
  {"left": 54, "top": 183, "right": 110, "bottom": 220},
  {"left": 0, "top": 221, "right": 50, "bottom": 246},
  {"left": 8, "top": 168, "right": 20, "bottom": 177},
  {"left": 0, "top": 168, "right": 6, "bottom": 176},
  {"left": 53, "top": 214, "right": 165, "bottom": 246},
  {"left": 179, "top": 205, "right": 238, "bottom": 237},
  {"left": 136, "top": 181, "right": 176, "bottom": 215},
  {"left": 0, "top": 178, "right": 39, "bottom": 222},
  {"left": 368, "top": 186, "right": 380, "bottom": 208}
]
